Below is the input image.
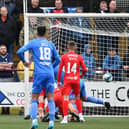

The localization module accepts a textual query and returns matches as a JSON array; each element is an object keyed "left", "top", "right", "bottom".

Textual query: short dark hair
[
  {"left": 0, "top": 44, "right": 6, "bottom": 48},
  {"left": 67, "top": 41, "right": 76, "bottom": 49},
  {"left": 37, "top": 26, "right": 47, "bottom": 36}
]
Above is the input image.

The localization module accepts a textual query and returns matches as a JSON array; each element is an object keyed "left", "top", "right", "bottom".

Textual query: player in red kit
[
  {"left": 57, "top": 41, "right": 87, "bottom": 124},
  {"left": 38, "top": 88, "right": 45, "bottom": 119}
]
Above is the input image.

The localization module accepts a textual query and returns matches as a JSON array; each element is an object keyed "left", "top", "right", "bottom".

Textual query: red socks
[
  {"left": 76, "top": 98, "right": 82, "bottom": 113},
  {"left": 63, "top": 100, "right": 69, "bottom": 116}
]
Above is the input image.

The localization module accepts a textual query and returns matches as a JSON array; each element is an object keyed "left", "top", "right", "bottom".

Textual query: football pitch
[{"left": 0, "top": 115, "right": 129, "bottom": 129}]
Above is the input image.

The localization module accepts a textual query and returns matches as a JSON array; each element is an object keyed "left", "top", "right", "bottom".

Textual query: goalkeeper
[
  {"left": 54, "top": 65, "right": 111, "bottom": 109},
  {"left": 42, "top": 66, "right": 110, "bottom": 122}
]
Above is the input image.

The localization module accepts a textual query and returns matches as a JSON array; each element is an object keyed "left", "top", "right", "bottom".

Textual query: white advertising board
[
  {"left": 0, "top": 83, "right": 32, "bottom": 107},
  {"left": 84, "top": 81, "right": 129, "bottom": 106},
  {"left": 0, "top": 82, "right": 129, "bottom": 107}
]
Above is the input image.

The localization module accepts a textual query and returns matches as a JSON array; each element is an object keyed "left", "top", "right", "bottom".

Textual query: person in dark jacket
[
  {"left": 107, "top": 0, "right": 119, "bottom": 13},
  {"left": 51, "top": 0, "right": 68, "bottom": 13},
  {"left": 0, "top": 0, "right": 20, "bottom": 20},
  {"left": 0, "top": 6, "right": 17, "bottom": 59},
  {"left": 28, "top": 0, "right": 43, "bottom": 13},
  {"left": 0, "top": 0, "right": 21, "bottom": 45},
  {"left": 103, "top": 48, "right": 122, "bottom": 81},
  {"left": 97, "top": 1, "right": 108, "bottom": 13},
  {"left": 81, "top": 44, "right": 96, "bottom": 80}
]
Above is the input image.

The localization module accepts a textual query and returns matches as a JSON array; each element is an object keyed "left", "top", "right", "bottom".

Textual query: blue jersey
[
  {"left": 17, "top": 38, "right": 60, "bottom": 94},
  {"left": 17, "top": 38, "right": 60, "bottom": 76},
  {"left": 54, "top": 65, "right": 87, "bottom": 98}
]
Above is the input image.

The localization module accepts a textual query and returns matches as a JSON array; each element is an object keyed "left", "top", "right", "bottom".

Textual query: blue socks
[
  {"left": 48, "top": 100, "right": 55, "bottom": 121},
  {"left": 30, "top": 100, "right": 38, "bottom": 120},
  {"left": 87, "top": 96, "right": 104, "bottom": 105}
]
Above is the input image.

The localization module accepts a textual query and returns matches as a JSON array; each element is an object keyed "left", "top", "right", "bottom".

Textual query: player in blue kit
[
  {"left": 17, "top": 26, "right": 60, "bottom": 129},
  {"left": 54, "top": 65, "right": 111, "bottom": 110},
  {"left": 42, "top": 65, "right": 110, "bottom": 122}
]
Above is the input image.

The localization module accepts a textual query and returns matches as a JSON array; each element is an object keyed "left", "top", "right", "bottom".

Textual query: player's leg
[
  {"left": 30, "top": 74, "right": 46, "bottom": 129},
  {"left": 81, "top": 96, "right": 110, "bottom": 110},
  {"left": 80, "top": 79, "right": 111, "bottom": 110},
  {"left": 68, "top": 101, "right": 79, "bottom": 121},
  {"left": 42, "top": 88, "right": 63, "bottom": 122},
  {"left": 68, "top": 101, "right": 78, "bottom": 114},
  {"left": 74, "top": 83, "right": 85, "bottom": 122},
  {"left": 30, "top": 93, "right": 39, "bottom": 129},
  {"left": 46, "top": 78, "right": 55, "bottom": 129},
  {"left": 75, "top": 95, "right": 85, "bottom": 122},
  {"left": 38, "top": 89, "right": 45, "bottom": 119},
  {"left": 61, "top": 83, "right": 71, "bottom": 124}
]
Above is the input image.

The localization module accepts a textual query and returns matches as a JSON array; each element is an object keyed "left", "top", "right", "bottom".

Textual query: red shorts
[
  {"left": 62, "top": 82, "right": 80, "bottom": 96},
  {"left": 39, "top": 88, "right": 45, "bottom": 96}
]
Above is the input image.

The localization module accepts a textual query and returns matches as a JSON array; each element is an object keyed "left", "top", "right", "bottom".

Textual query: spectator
[
  {"left": 0, "top": 0, "right": 22, "bottom": 46},
  {"left": 19, "top": 17, "right": 38, "bottom": 47},
  {"left": 19, "top": 17, "right": 49, "bottom": 46},
  {"left": 69, "top": 7, "right": 92, "bottom": 53},
  {"left": 97, "top": 1, "right": 108, "bottom": 13},
  {"left": 81, "top": 44, "right": 96, "bottom": 80},
  {"left": 0, "top": 44, "right": 14, "bottom": 82},
  {"left": 28, "top": 0, "right": 43, "bottom": 13},
  {"left": 103, "top": 48, "right": 122, "bottom": 81},
  {"left": 0, "top": 44, "right": 14, "bottom": 114},
  {"left": 0, "top": 6, "right": 17, "bottom": 59},
  {"left": 51, "top": 0, "right": 68, "bottom": 13},
  {"left": 123, "top": 46, "right": 129, "bottom": 79},
  {"left": 17, "top": 52, "right": 34, "bottom": 82},
  {"left": 13, "top": 0, "right": 23, "bottom": 13},
  {"left": 0, "top": 0, "right": 20, "bottom": 20},
  {"left": 108, "top": 0, "right": 119, "bottom": 13}
]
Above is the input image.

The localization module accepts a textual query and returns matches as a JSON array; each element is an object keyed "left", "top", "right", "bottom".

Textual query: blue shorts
[{"left": 32, "top": 73, "right": 54, "bottom": 94}]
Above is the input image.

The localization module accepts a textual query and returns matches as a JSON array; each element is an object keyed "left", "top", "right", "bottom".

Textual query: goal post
[{"left": 24, "top": 12, "right": 129, "bottom": 117}]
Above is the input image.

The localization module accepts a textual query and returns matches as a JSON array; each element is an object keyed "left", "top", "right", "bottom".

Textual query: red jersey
[
  {"left": 51, "top": 8, "right": 68, "bottom": 13},
  {"left": 57, "top": 51, "right": 87, "bottom": 84}
]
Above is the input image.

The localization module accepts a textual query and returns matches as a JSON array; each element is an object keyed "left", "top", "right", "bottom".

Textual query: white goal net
[{"left": 25, "top": 13, "right": 129, "bottom": 117}]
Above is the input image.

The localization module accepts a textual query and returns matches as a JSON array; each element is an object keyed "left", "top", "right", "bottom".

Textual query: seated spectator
[
  {"left": 17, "top": 52, "right": 34, "bottom": 82},
  {"left": 69, "top": 7, "right": 91, "bottom": 28},
  {"left": 68, "top": 7, "right": 92, "bottom": 53},
  {"left": 0, "top": 6, "right": 17, "bottom": 60},
  {"left": 81, "top": 44, "right": 96, "bottom": 80},
  {"left": 97, "top": 1, "right": 108, "bottom": 13},
  {"left": 108, "top": 0, "right": 119, "bottom": 13},
  {"left": 123, "top": 46, "right": 129, "bottom": 78},
  {"left": 0, "top": 44, "right": 14, "bottom": 82},
  {"left": 28, "top": 0, "right": 43, "bottom": 13},
  {"left": 51, "top": 0, "right": 68, "bottom": 13},
  {"left": 103, "top": 48, "right": 122, "bottom": 81}
]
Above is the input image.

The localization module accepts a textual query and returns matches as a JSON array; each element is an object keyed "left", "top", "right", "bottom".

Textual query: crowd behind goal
[{"left": 0, "top": 0, "right": 129, "bottom": 120}]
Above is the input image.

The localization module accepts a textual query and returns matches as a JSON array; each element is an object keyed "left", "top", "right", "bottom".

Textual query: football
[{"left": 103, "top": 72, "right": 113, "bottom": 82}]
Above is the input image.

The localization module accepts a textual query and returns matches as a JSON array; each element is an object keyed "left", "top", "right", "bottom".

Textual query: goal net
[{"left": 25, "top": 13, "right": 129, "bottom": 117}]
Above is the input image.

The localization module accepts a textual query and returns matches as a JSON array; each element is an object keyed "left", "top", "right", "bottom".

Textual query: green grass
[{"left": 0, "top": 115, "right": 129, "bottom": 129}]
